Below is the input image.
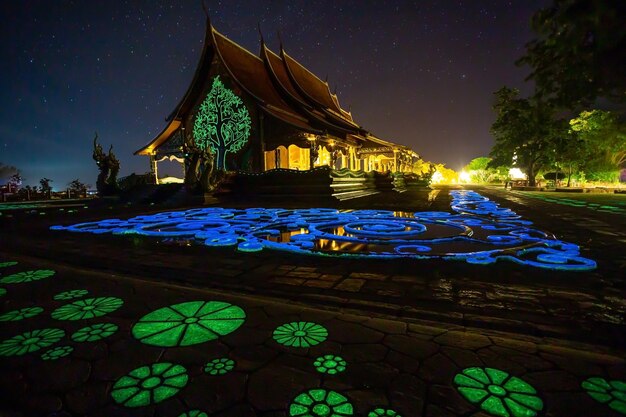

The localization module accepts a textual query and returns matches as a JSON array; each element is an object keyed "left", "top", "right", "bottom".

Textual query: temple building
[{"left": 135, "top": 21, "right": 420, "bottom": 183}]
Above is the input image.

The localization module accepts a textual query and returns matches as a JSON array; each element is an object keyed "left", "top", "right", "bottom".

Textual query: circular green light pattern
[
  {"left": 72, "top": 323, "right": 119, "bottom": 342},
  {"left": 51, "top": 297, "right": 123, "bottom": 321},
  {"left": 289, "top": 389, "right": 353, "bottom": 417},
  {"left": 454, "top": 367, "right": 543, "bottom": 417},
  {"left": 314, "top": 355, "right": 346, "bottom": 375},
  {"left": 582, "top": 377, "right": 626, "bottom": 415},
  {"left": 178, "top": 411, "right": 208, "bottom": 417},
  {"left": 111, "top": 362, "right": 189, "bottom": 408},
  {"left": 0, "top": 261, "right": 18, "bottom": 268},
  {"left": 368, "top": 408, "right": 401, "bottom": 417},
  {"left": 132, "top": 301, "right": 246, "bottom": 347},
  {"left": 54, "top": 289, "right": 89, "bottom": 301},
  {"left": 0, "top": 328, "right": 65, "bottom": 356},
  {"left": 273, "top": 322, "right": 328, "bottom": 348},
  {"left": 41, "top": 345, "right": 73, "bottom": 360},
  {"left": 204, "top": 358, "right": 235, "bottom": 375},
  {"left": 0, "top": 306, "right": 44, "bottom": 321},
  {"left": 0, "top": 269, "right": 55, "bottom": 284}
]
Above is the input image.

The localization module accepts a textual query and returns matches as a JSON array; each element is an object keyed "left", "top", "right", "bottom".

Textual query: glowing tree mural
[{"left": 193, "top": 76, "right": 251, "bottom": 172}]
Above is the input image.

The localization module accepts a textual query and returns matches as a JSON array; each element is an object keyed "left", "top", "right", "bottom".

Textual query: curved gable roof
[
  {"left": 212, "top": 28, "right": 295, "bottom": 116},
  {"left": 282, "top": 51, "right": 343, "bottom": 114},
  {"left": 262, "top": 45, "right": 310, "bottom": 108}
]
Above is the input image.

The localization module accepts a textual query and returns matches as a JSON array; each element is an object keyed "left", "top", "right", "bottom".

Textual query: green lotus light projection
[
  {"left": 111, "top": 362, "right": 189, "bottom": 408},
  {"left": 41, "top": 345, "right": 73, "bottom": 360},
  {"left": 54, "top": 289, "right": 89, "bottom": 301},
  {"left": 193, "top": 76, "right": 252, "bottom": 170},
  {"left": 0, "top": 328, "right": 65, "bottom": 356},
  {"left": 0, "top": 306, "right": 44, "bottom": 321},
  {"left": 72, "top": 323, "right": 119, "bottom": 342},
  {"left": 582, "top": 377, "right": 626, "bottom": 414},
  {"left": 314, "top": 355, "right": 346, "bottom": 375},
  {"left": 0, "top": 261, "right": 18, "bottom": 268},
  {"left": 132, "top": 301, "right": 246, "bottom": 347},
  {"left": 204, "top": 358, "right": 235, "bottom": 375},
  {"left": 454, "top": 367, "right": 543, "bottom": 417},
  {"left": 178, "top": 411, "right": 208, "bottom": 417},
  {"left": 51, "top": 297, "right": 124, "bottom": 321},
  {"left": 368, "top": 409, "right": 401, "bottom": 417},
  {"left": 0, "top": 269, "right": 55, "bottom": 284},
  {"left": 289, "top": 389, "right": 354, "bottom": 417},
  {"left": 273, "top": 322, "right": 328, "bottom": 348}
]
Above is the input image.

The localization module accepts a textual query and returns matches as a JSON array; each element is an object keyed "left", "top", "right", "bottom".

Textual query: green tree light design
[
  {"left": 289, "top": 389, "right": 354, "bottom": 417},
  {"left": 0, "top": 269, "right": 55, "bottom": 284},
  {"left": 54, "top": 289, "right": 89, "bottom": 301},
  {"left": 41, "top": 345, "right": 73, "bottom": 360},
  {"left": 273, "top": 322, "right": 328, "bottom": 348},
  {"left": 72, "top": 323, "right": 119, "bottom": 342},
  {"left": 193, "top": 76, "right": 252, "bottom": 170},
  {"left": 0, "top": 261, "right": 18, "bottom": 268},
  {"left": 132, "top": 300, "right": 246, "bottom": 347},
  {"left": 204, "top": 358, "right": 235, "bottom": 375},
  {"left": 368, "top": 408, "right": 401, "bottom": 417},
  {"left": 0, "top": 306, "right": 44, "bottom": 321},
  {"left": 51, "top": 297, "right": 124, "bottom": 320},
  {"left": 454, "top": 367, "right": 543, "bottom": 417},
  {"left": 314, "top": 355, "right": 346, "bottom": 375},
  {"left": 111, "top": 362, "right": 189, "bottom": 407},
  {"left": 0, "top": 328, "right": 65, "bottom": 356},
  {"left": 582, "top": 377, "right": 626, "bottom": 415}
]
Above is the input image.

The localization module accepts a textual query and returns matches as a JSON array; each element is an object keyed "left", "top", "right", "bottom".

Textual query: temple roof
[
  {"left": 281, "top": 51, "right": 342, "bottom": 114},
  {"left": 262, "top": 45, "right": 310, "bottom": 108},
  {"left": 136, "top": 22, "right": 406, "bottom": 156}
]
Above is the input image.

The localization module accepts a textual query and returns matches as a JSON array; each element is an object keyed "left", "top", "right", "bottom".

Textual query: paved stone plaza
[{"left": 0, "top": 186, "right": 625, "bottom": 417}]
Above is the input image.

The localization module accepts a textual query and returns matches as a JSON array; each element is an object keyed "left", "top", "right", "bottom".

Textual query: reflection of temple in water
[{"left": 135, "top": 19, "right": 423, "bottom": 184}]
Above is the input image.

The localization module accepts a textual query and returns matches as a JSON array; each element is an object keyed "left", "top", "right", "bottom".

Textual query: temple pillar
[
  {"left": 150, "top": 154, "right": 160, "bottom": 185},
  {"left": 393, "top": 150, "right": 398, "bottom": 173}
]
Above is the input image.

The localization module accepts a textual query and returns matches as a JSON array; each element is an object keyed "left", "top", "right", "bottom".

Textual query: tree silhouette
[
  {"left": 193, "top": 77, "right": 251, "bottom": 170},
  {"left": 68, "top": 179, "right": 89, "bottom": 197},
  {"left": 518, "top": 0, "right": 626, "bottom": 109},
  {"left": 39, "top": 178, "right": 53, "bottom": 198}
]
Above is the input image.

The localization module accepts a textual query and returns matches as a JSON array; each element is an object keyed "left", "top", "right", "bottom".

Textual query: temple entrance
[
  {"left": 154, "top": 155, "right": 185, "bottom": 184},
  {"left": 264, "top": 145, "right": 310, "bottom": 171}
]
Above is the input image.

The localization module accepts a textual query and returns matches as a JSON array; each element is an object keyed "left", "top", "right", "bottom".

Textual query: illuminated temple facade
[{"left": 136, "top": 22, "right": 420, "bottom": 182}]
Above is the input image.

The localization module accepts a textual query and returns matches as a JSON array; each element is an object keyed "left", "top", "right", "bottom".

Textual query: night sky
[{"left": 1, "top": 0, "right": 549, "bottom": 189}]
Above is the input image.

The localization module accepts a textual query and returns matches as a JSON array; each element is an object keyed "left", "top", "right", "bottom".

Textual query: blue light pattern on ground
[{"left": 51, "top": 191, "right": 595, "bottom": 271}]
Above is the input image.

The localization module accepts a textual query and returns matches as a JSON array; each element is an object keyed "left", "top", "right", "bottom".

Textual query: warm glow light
[
  {"left": 430, "top": 170, "right": 444, "bottom": 184},
  {"left": 459, "top": 171, "right": 471, "bottom": 183},
  {"left": 509, "top": 168, "right": 526, "bottom": 180}
]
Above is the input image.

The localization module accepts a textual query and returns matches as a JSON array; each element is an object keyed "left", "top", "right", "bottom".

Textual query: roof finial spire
[
  {"left": 257, "top": 22, "right": 264, "bottom": 44},
  {"left": 201, "top": 0, "right": 210, "bottom": 23}
]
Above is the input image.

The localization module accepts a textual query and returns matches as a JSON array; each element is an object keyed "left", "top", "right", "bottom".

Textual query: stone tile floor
[
  {"left": 0, "top": 258, "right": 624, "bottom": 417},
  {"left": 1, "top": 186, "right": 625, "bottom": 416}
]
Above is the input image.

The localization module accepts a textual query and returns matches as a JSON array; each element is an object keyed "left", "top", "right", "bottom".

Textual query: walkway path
[{"left": 0, "top": 258, "right": 624, "bottom": 417}]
